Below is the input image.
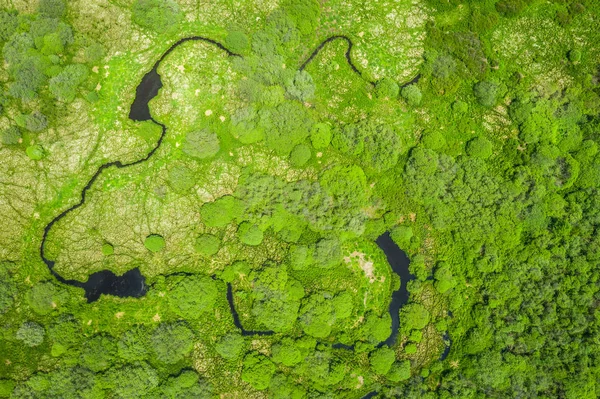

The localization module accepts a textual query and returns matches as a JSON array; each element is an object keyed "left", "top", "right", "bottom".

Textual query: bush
[
  {"left": 390, "top": 225, "right": 413, "bottom": 247},
  {"left": 182, "top": 128, "right": 220, "bottom": 159},
  {"left": 466, "top": 136, "right": 493, "bottom": 159},
  {"left": 400, "top": 303, "right": 430, "bottom": 331},
  {"left": 421, "top": 130, "right": 446, "bottom": 150},
  {"left": 117, "top": 326, "right": 149, "bottom": 361},
  {"left": 215, "top": 333, "right": 245, "bottom": 361},
  {"left": 131, "top": 0, "right": 182, "bottom": 32},
  {"left": 167, "top": 275, "right": 218, "bottom": 319},
  {"left": 102, "top": 243, "right": 114, "bottom": 255},
  {"left": 144, "top": 234, "right": 165, "bottom": 252},
  {"left": 200, "top": 195, "right": 243, "bottom": 228},
  {"left": 387, "top": 360, "right": 411, "bottom": 382},
  {"left": 16, "top": 321, "right": 45, "bottom": 347},
  {"left": 0, "top": 11, "right": 19, "bottom": 41},
  {"left": 26, "top": 144, "right": 45, "bottom": 160},
  {"left": 310, "top": 122, "right": 332, "bottom": 149},
  {"left": 80, "top": 335, "right": 116, "bottom": 372},
  {"left": 225, "top": 30, "right": 249, "bottom": 54},
  {"left": 1, "top": 126, "right": 21, "bottom": 145},
  {"left": 375, "top": 77, "right": 399, "bottom": 99},
  {"left": 151, "top": 322, "right": 195, "bottom": 364},
  {"left": 241, "top": 352, "right": 276, "bottom": 390},
  {"left": 38, "top": 0, "right": 67, "bottom": 18},
  {"left": 568, "top": 49, "right": 581, "bottom": 63},
  {"left": 271, "top": 338, "right": 303, "bottom": 366},
  {"left": 313, "top": 238, "right": 341, "bottom": 269},
  {"left": 104, "top": 363, "right": 159, "bottom": 398},
  {"left": 264, "top": 101, "right": 313, "bottom": 156},
  {"left": 285, "top": 70, "right": 315, "bottom": 101},
  {"left": 434, "top": 262, "right": 457, "bottom": 294},
  {"left": 495, "top": 0, "right": 527, "bottom": 17},
  {"left": 49, "top": 64, "right": 89, "bottom": 102},
  {"left": 158, "top": 371, "right": 213, "bottom": 399},
  {"left": 289, "top": 143, "right": 311, "bottom": 167},
  {"left": 401, "top": 84, "right": 422, "bottom": 106},
  {"left": 473, "top": 81, "right": 498, "bottom": 107},
  {"left": 7, "top": 56, "right": 47, "bottom": 100},
  {"left": 25, "top": 111, "right": 48, "bottom": 132},
  {"left": 370, "top": 347, "right": 396, "bottom": 374},
  {"left": 194, "top": 234, "right": 220, "bottom": 256},
  {"left": 238, "top": 222, "right": 263, "bottom": 246},
  {"left": 27, "top": 281, "right": 67, "bottom": 315}
]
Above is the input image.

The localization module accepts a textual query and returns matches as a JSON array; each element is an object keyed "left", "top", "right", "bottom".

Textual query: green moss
[
  {"left": 101, "top": 243, "right": 114, "bottom": 256},
  {"left": 144, "top": 234, "right": 165, "bottom": 252},
  {"left": 194, "top": 234, "right": 220, "bottom": 256}
]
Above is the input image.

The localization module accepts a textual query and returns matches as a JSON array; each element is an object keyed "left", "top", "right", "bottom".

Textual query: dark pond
[
  {"left": 129, "top": 68, "right": 163, "bottom": 122},
  {"left": 375, "top": 231, "right": 415, "bottom": 347}
]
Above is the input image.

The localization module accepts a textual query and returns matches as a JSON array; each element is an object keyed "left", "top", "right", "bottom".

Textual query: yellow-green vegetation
[{"left": 1, "top": 0, "right": 600, "bottom": 398}]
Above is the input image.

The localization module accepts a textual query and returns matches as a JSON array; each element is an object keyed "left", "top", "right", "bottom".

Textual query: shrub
[
  {"left": 241, "top": 353, "right": 276, "bottom": 390},
  {"left": 101, "top": 243, "right": 114, "bottom": 255},
  {"left": 421, "top": 130, "right": 446, "bottom": 150},
  {"left": 225, "top": 30, "right": 249, "bottom": 54},
  {"left": 434, "top": 262, "right": 457, "bottom": 293},
  {"left": 182, "top": 128, "right": 220, "bottom": 159},
  {"left": 289, "top": 143, "right": 311, "bottom": 167},
  {"left": 375, "top": 77, "right": 399, "bottom": 99},
  {"left": 271, "top": 338, "right": 303, "bottom": 366},
  {"left": 285, "top": 70, "right": 315, "bottom": 101},
  {"left": 215, "top": 333, "right": 245, "bottom": 361},
  {"left": 26, "top": 144, "right": 44, "bottom": 160},
  {"left": 390, "top": 225, "right": 413, "bottom": 248},
  {"left": 310, "top": 122, "right": 332, "bottom": 149},
  {"left": 370, "top": 347, "right": 396, "bottom": 375},
  {"left": 151, "top": 322, "right": 195, "bottom": 364},
  {"left": 313, "top": 238, "right": 341, "bottom": 269},
  {"left": 27, "top": 281, "right": 67, "bottom": 315},
  {"left": 495, "top": 0, "right": 527, "bottom": 17},
  {"left": 401, "top": 84, "right": 422, "bottom": 106},
  {"left": 238, "top": 222, "right": 263, "bottom": 246},
  {"left": 49, "top": 64, "right": 89, "bottom": 102},
  {"left": 38, "top": 0, "right": 66, "bottom": 18},
  {"left": 466, "top": 136, "right": 493, "bottom": 159},
  {"left": 264, "top": 101, "right": 313, "bottom": 156},
  {"left": 144, "top": 234, "right": 165, "bottom": 252},
  {"left": 25, "top": 111, "right": 48, "bottom": 132},
  {"left": 194, "top": 234, "right": 220, "bottom": 256},
  {"left": 8, "top": 57, "right": 47, "bottom": 100},
  {"left": 400, "top": 303, "right": 430, "bottom": 331},
  {"left": 104, "top": 363, "right": 159, "bottom": 398},
  {"left": 1, "top": 126, "right": 21, "bottom": 145},
  {"left": 568, "top": 49, "right": 581, "bottom": 63},
  {"left": 200, "top": 195, "right": 243, "bottom": 228},
  {"left": 453, "top": 100, "right": 468, "bottom": 114},
  {"left": 387, "top": 360, "right": 411, "bottom": 382},
  {"left": 167, "top": 275, "right": 218, "bottom": 318},
  {"left": 80, "top": 335, "right": 116, "bottom": 372},
  {"left": 0, "top": 11, "right": 19, "bottom": 41},
  {"left": 131, "top": 0, "right": 182, "bottom": 32},
  {"left": 16, "top": 321, "right": 45, "bottom": 347},
  {"left": 117, "top": 326, "right": 149, "bottom": 361},
  {"left": 473, "top": 81, "right": 498, "bottom": 107},
  {"left": 290, "top": 245, "right": 313, "bottom": 270}
]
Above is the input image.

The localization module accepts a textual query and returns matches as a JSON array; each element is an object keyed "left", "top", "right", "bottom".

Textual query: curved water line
[{"left": 39, "top": 37, "right": 241, "bottom": 302}]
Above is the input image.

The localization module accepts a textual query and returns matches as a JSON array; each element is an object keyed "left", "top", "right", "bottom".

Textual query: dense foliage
[{"left": 1, "top": 0, "right": 599, "bottom": 398}]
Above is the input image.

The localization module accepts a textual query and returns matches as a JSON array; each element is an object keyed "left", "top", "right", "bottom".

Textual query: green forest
[{"left": 1, "top": 0, "right": 600, "bottom": 398}]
